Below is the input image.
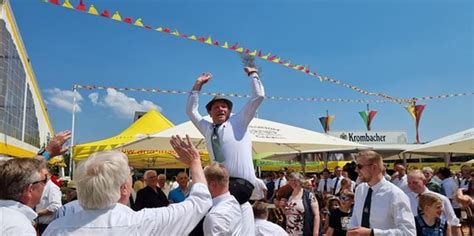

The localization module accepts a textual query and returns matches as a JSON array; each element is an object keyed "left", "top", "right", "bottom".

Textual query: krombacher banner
[{"left": 328, "top": 131, "right": 407, "bottom": 144}]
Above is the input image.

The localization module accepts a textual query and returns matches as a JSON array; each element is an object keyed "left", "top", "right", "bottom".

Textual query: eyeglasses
[
  {"left": 31, "top": 177, "right": 48, "bottom": 185},
  {"left": 357, "top": 163, "right": 373, "bottom": 169},
  {"left": 339, "top": 195, "right": 352, "bottom": 201}
]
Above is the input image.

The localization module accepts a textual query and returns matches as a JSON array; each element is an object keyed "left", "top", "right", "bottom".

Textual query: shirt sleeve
[
  {"left": 137, "top": 183, "right": 212, "bottom": 235},
  {"left": 46, "top": 186, "right": 62, "bottom": 212},
  {"left": 373, "top": 190, "right": 416, "bottom": 236},
  {"left": 233, "top": 73, "right": 264, "bottom": 128},
  {"left": 186, "top": 91, "right": 210, "bottom": 135}
]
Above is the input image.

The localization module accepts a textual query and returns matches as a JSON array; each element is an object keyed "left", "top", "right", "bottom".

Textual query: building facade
[{"left": 0, "top": 0, "right": 54, "bottom": 157}]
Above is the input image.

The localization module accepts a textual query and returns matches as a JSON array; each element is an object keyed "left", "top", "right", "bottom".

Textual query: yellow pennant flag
[
  {"left": 112, "top": 11, "right": 122, "bottom": 21},
  {"left": 171, "top": 30, "right": 180, "bottom": 36},
  {"left": 261, "top": 53, "right": 271, "bottom": 60},
  {"left": 283, "top": 62, "right": 291, "bottom": 66},
  {"left": 134, "top": 18, "right": 144, "bottom": 27},
  {"left": 222, "top": 42, "right": 229, "bottom": 48},
  {"left": 62, "top": 0, "right": 74, "bottom": 9},
  {"left": 156, "top": 27, "right": 163, "bottom": 32},
  {"left": 88, "top": 4, "right": 99, "bottom": 15},
  {"left": 272, "top": 57, "right": 280, "bottom": 63},
  {"left": 188, "top": 35, "right": 197, "bottom": 40},
  {"left": 249, "top": 50, "right": 257, "bottom": 56},
  {"left": 405, "top": 105, "right": 416, "bottom": 120},
  {"left": 235, "top": 47, "right": 244, "bottom": 53},
  {"left": 205, "top": 36, "right": 213, "bottom": 45}
]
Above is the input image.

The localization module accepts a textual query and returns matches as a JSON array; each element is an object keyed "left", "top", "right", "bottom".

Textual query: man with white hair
[
  {"left": 422, "top": 167, "right": 443, "bottom": 194},
  {"left": 406, "top": 170, "right": 461, "bottom": 236},
  {"left": 134, "top": 170, "right": 169, "bottom": 210},
  {"left": 44, "top": 135, "right": 212, "bottom": 235}
]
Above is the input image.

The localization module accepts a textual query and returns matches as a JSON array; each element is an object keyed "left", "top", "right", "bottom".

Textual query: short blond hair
[
  {"left": 357, "top": 150, "right": 383, "bottom": 169},
  {"left": 204, "top": 163, "right": 229, "bottom": 187},
  {"left": 418, "top": 192, "right": 442, "bottom": 211}
]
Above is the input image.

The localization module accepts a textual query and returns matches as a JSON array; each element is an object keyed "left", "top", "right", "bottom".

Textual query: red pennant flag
[
  {"left": 267, "top": 55, "right": 277, "bottom": 60},
  {"left": 244, "top": 49, "right": 250, "bottom": 54},
  {"left": 414, "top": 104, "right": 426, "bottom": 143},
  {"left": 197, "top": 36, "right": 206, "bottom": 42},
  {"left": 50, "top": 0, "right": 59, "bottom": 5},
  {"left": 230, "top": 43, "right": 238, "bottom": 50},
  {"left": 101, "top": 10, "right": 110, "bottom": 17},
  {"left": 123, "top": 17, "right": 133, "bottom": 24},
  {"left": 76, "top": 0, "right": 86, "bottom": 11},
  {"left": 180, "top": 34, "right": 188, "bottom": 38},
  {"left": 162, "top": 28, "right": 171, "bottom": 33},
  {"left": 257, "top": 51, "right": 262, "bottom": 57},
  {"left": 213, "top": 41, "right": 219, "bottom": 46}
]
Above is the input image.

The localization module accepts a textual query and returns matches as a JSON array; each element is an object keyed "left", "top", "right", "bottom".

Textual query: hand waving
[{"left": 170, "top": 135, "right": 201, "bottom": 166}]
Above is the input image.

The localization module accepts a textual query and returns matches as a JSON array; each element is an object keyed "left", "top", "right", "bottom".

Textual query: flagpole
[{"left": 69, "top": 85, "right": 78, "bottom": 178}]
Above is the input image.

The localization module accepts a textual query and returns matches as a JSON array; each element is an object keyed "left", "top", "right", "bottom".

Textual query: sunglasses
[
  {"left": 357, "top": 163, "right": 373, "bottom": 169},
  {"left": 31, "top": 177, "right": 48, "bottom": 185},
  {"left": 339, "top": 195, "right": 352, "bottom": 201}
]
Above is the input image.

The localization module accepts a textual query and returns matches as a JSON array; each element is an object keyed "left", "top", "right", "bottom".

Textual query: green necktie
[{"left": 211, "top": 125, "right": 225, "bottom": 162}]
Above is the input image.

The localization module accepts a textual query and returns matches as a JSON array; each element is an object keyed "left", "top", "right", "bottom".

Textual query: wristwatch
[{"left": 37, "top": 148, "right": 51, "bottom": 160}]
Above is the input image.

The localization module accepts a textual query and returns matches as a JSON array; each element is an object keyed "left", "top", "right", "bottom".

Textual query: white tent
[
  {"left": 117, "top": 117, "right": 366, "bottom": 154},
  {"left": 405, "top": 128, "right": 474, "bottom": 154}
]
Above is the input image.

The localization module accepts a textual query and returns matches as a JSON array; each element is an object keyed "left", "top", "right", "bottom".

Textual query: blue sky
[{"left": 10, "top": 0, "right": 473, "bottom": 144}]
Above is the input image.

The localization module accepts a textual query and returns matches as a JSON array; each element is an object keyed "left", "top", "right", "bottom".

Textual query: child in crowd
[
  {"left": 326, "top": 192, "right": 354, "bottom": 236},
  {"left": 415, "top": 193, "right": 451, "bottom": 236},
  {"left": 321, "top": 196, "right": 341, "bottom": 235}
]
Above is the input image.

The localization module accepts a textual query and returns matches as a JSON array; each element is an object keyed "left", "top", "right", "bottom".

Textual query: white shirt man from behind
[
  {"left": 44, "top": 136, "right": 212, "bottom": 235},
  {"left": 406, "top": 170, "right": 461, "bottom": 236},
  {"left": 35, "top": 169, "right": 62, "bottom": 234},
  {"left": 203, "top": 163, "right": 242, "bottom": 235},
  {"left": 252, "top": 200, "right": 287, "bottom": 236},
  {"left": 250, "top": 177, "right": 268, "bottom": 202}
]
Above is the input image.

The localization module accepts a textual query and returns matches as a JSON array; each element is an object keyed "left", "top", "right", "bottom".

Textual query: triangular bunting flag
[
  {"left": 62, "top": 0, "right": 74, "bottom": 9},
  {"left": 205, "top": 37, "right": 213, "bottom": 45},
  {"left": 88, "top": 5, "right": 99, "bottom": 15},
  {"left": 49, "top": 0, "right": 59, "bottom": 5},
  {"left": 123, "top": 17, "right": 132, "bottom": 24},
  {"left": 156, "top": 27, "right": 163, "bottom": 32},
  {"left": 76, "top": 0, "right": 86, "bottom": 11},
  {"left": 261, "top": 53, "right": 271, "bottom": 60},
  {"left": 272, "top": 57, "right": 280, "bottom": 63},
  {"left": 249, "top": 50, "right": 257, "bottom": 56},
  {"left": 229, "top": 43, "right": 238, "bottom": 50},
  {"left": 197, "top": 36, "right": 206, "bottom": 42},
  {"left": 134, "top": 18, "right": 144, "bottom": 27},
  {"left": 213, "top": 41, "right": 219, "bottom": 46},
  {"left": 188, "top": 35, "right": 197, "bottom": 40},
  {"left": 100, "top": 10, "right": 110, "bottom": 17},
  {"left": 171, "top": 30, "right": 180, "bottom": 36},
  {"left": 111, "top": 11, "right": 122, "bottom": 21},
  {"left": 163, "top": 28, "right": 171, "bottom": 33},
  {"left": 236, "top": 47, "right": 244, "bottom": 53},
  {"left": 222, "top": 42, "right": 229, "bottom": 48}
]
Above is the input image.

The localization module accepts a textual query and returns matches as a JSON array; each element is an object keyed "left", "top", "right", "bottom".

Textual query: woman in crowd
[
  {"left": 326, "top": 192, "right": 354, "bottom": 236},
  {"left": 335, "top": 178, "right": 353, "bottom": 197},
  {"left": 415, "top": 193, "right": 451, "bottom": 236},
  {"left": 321, "top": 196, "right": 341, "bottom": 235},
  {"left": 456, "top": 177, "right": 474, "bottom": 210},
  {"left": 284, "top": 172, "right": 320, "bottom": 236}
]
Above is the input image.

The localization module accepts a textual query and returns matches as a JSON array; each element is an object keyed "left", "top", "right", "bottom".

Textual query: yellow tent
[{"left": 72, "top": 109, "right": 174, "bottom": 161}]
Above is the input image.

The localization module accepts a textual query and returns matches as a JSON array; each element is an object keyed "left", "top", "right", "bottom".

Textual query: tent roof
[
  {"left": 72, "top": 109, "right": 174, "bottom": 160},
  {"left": 405, "top": 128, "right": 474, "bottom": 154}
]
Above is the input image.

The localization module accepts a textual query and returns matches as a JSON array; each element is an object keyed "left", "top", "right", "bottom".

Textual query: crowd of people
[{"left": 0, "top": 66, "right": 473, "bottom": 235}]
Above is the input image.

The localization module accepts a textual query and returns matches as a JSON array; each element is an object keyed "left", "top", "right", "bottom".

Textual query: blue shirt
[{"left": 168, "top": 187, "right": 188, "bottom": 203}]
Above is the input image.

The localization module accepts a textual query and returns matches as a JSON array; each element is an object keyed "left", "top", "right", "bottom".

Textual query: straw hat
[{"left": 206, "top": 95, "right": 233, "bottom": 112}]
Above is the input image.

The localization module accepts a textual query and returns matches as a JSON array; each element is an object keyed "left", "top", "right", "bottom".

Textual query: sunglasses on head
[{"left": 31, "top": 177, "right": 48, "bottom": 185}]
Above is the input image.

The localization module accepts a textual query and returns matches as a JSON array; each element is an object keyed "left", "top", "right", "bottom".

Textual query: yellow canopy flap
[{"left": 72, "top": 109, "right": 174, "bottom": 161}]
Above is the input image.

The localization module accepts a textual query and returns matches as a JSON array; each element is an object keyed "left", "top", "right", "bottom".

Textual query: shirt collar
[
  {"left": 370, "top": 177, "right": 386, "bottom": 191},
  {"left": 212, "top": 192, "right": 232, "bottom": 206},
  {"left": 0, "top": 200, "right": 38, "bottom": 222}
]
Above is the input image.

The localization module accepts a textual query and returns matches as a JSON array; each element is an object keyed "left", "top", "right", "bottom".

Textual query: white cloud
[
  {"left": 96, "top": 88, "right": 162, "bottom": 118},
  {"left": 88, "top": 93, "right": 100, "bottom": 105},
  {"left": 44, "top": 88, "right": 83, "bottom": 113}
]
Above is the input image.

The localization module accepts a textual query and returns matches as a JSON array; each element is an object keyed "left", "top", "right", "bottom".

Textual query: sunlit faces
[
  {"left": 145, "top": 172, "right": 158, "bottom": 187},
  {"left": 407, "top": 175, "right": 425, "bottom": 193},
  {"left": 177, "top": 172, "right": 189, "bottom": 189},
  {"left": 209, "top": 101, "right": 230, "bottom": 125},
  {"left": 356, "top": 156, "right": 373, "bottom": 183},
  {"left": 422, "top": 201, "right": 443, "bottom": 218}
]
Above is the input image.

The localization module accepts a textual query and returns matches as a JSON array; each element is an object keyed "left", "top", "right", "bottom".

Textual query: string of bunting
[
  {"left": 74, "top": 84, "right": 473, "bottom": 104},
  {"left": 46, "top": 0, "right": 407, "bottom": 103}
]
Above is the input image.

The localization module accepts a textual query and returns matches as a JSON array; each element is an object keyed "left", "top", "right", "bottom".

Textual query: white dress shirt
[
  {"left": 391, "top": 174, "right": 410, "bottom": 193},
  {"left": 36, "top": 179, "right": 62, "bottom": 224},
  {"left": 441, "top": 177, "right": 460, "bottom": 209},
  {"left": 203, "top": 192, "right": 242, "bottom": 236},
  {"left": 330, "top": 176, "right": 343, "bottom": 195},
  {"left": 408, "top": 188, "right": 460, "bottom": 226},
  {"left": 240, "top": 201, "right": 256, "bottom": 236},
  {"left": 274, "top": 177, "right": 287, "bottom": 191},
  {"left": 254, "top": 218, "right": 288, "bottom": 236},
  {"left": 251, "top": 178, "right": 268, "bottom": 201},
  {"left": 348, "top": 178, "right": 416, "bottom": 236},
  {"left": 187, "top": 73, "right": 264, "bottom": 185},
  {"left": 43, "top": 183, "right": 212, "bottom": 236},
  {"left": 317, "top": 178, "right": 330, "bottom": 193},
  {"left": 56, "top": 200, "right": 83, "bottom": 218},
  {"left": 0, "top": 200, "right": 37, "bottom": 236}
]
